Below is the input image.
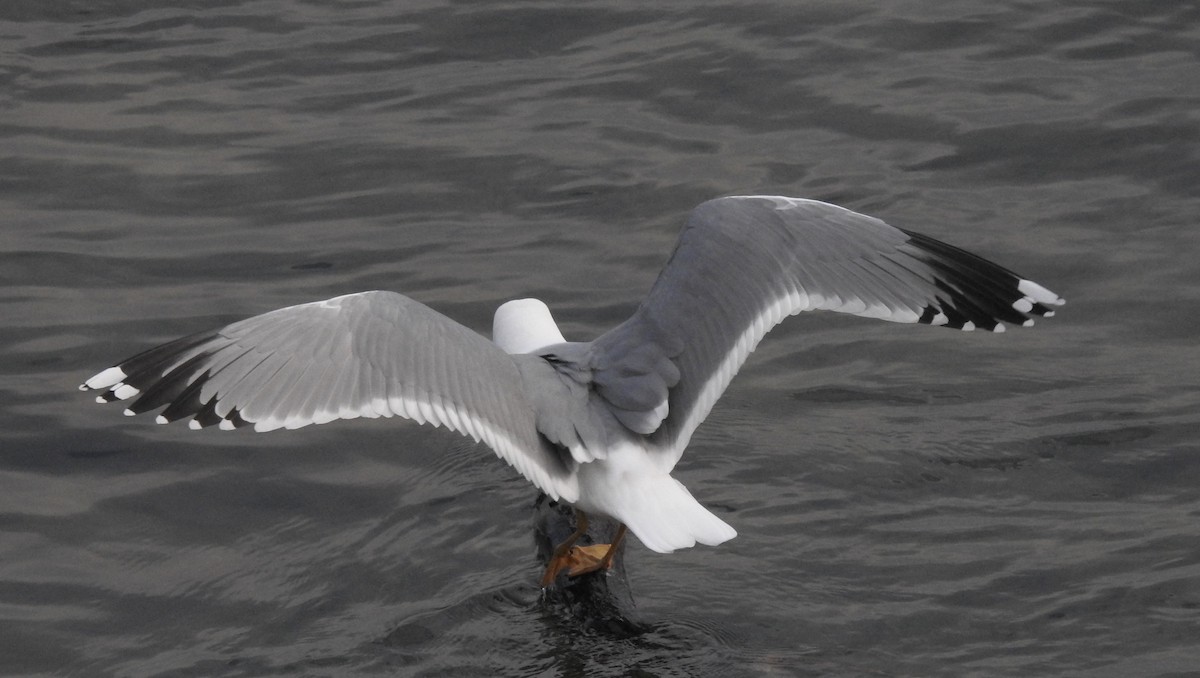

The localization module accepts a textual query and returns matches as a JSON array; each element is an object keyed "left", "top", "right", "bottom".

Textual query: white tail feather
[{"left": 609, "top": 475, "right": 737, "bottom": 554}]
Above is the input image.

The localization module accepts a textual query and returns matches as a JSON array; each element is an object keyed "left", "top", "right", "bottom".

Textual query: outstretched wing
[
  {"left": 590, "top": 195, "right": 1065, "bottom": 462},
  {"left": 81, "top": 291, "right": 580, "bottom": 502}
]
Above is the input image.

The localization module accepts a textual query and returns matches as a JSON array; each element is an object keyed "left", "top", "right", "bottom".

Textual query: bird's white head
[{"left": 492, "top": 298, "right": 567, "bottom": 355}]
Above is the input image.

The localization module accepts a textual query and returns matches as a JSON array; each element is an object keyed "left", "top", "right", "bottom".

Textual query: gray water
[{"left": 3, "top": 1, "right": 1199, "bottom": 676}]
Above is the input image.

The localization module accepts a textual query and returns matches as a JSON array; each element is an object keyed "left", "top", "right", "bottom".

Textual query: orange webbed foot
[{"left": 564, "top": 544, "right": 614, "bottom": 577}]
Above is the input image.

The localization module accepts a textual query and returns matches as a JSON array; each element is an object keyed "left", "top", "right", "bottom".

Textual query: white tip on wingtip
[
  {"left": 123, "top": 408, "right": 136, "bottom": 416},
  {"left": 1017, "top": 279, "right": 1065, "bottom": 306},
  {"left": 113, "top": 383, "right": 140, "bottom": 400},
  {"left": 962, "top": 321, "right": 976, "bottom": 331},
  {"left": 188, "top": 420, "right": 202, "bottom": 430},
  {"left": 1023, "top": 319, "right": 1035, "bottom": 327},
  {"left": 219, "top": 420, "right": 235, "bottom": 431},
  {"left": 993, "top": 323, "right": 1006, "bottom": 333},
  {"left": 84, "top": 366, "right": 127, "bottom": 390},
  {"left": 155, "top": 415, "right": 169, "bottom": 425}
]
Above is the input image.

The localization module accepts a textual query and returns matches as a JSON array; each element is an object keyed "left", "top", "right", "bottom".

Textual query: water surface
[{"left": 3, "top": 1, "right": 1199, "bottom": 676}]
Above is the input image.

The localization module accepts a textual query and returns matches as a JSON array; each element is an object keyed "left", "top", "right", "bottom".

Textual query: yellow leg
[
  {"left": 539, "top": 510, "right": 590, "bottom": 587},
  {"left": 599, "top": 524, "right": 627, "bottom": 570}
]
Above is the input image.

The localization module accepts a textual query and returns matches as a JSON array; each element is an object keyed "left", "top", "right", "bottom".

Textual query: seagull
[{"left": 80, "top": 195, "right": 1064, "bottom": 585}]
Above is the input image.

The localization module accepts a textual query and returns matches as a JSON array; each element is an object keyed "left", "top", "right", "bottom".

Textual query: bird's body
[
  {"left": 570, "top": 425, "right": 736, "bottom": 554},
  {"left": 489, "top": 309, "right": 737, "bottom": 554},
  {"left": 81, "top": 196, "right": 1064, "bottom": 580}
]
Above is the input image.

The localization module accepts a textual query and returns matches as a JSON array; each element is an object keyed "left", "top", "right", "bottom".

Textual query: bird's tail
[{"left": 611, "top": 475, "right": 737, "bottom": 554}]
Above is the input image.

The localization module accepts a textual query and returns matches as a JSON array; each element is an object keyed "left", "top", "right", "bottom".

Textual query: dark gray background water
[{"left": 3, "top": 1, "right": 1198, "bottom": 676}]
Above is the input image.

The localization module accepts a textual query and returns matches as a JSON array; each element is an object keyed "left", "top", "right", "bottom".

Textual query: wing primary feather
[
  {"left": 857, "top": 256, "right": 936, "bottom": 318},
  {"left": 833, "top": 258, "right": 907, "bottom": 319},
  {"left": 222, "top": 408, "right": 252, "bottom": 429},
  {"left": 106, "top": 330, "right": 216, "bottom": 386},
  {"left": 933, "top": 296, "right": 973, "bottom": 330},
  {"left": 191, "top": 396, "right": 224, "bottom": 428},
  {"left": 208, "top": 348, "right": 273, "bottom": 418},
  {"left": 1028, "top": 302, "right": 1055, "bottom": 317},
  {"left": 124, "top": 351, "right": 219, "bottom": 414},
  {"left": 157, "top": 374, "right": 210, "bottom": 423},
  {"left": 215, "top": 352, "right": 290, "bottom": 421},
  {"left": 924, "top": 259, "right": 1030, "bottom": 328},
  {"left": 901, "top": 229, "right": 1024, "bottom": 289},
  {"left": 899, "top": 232, "right": 1039, "bottom": 327}
]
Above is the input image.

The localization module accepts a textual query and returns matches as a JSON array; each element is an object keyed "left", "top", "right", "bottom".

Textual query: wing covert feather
[
  {"left": 81, "top": 291, "right": 580, "bottom": 501},
  {"left": 592, "top": 196, "right": 1064, "bottom": 462}
]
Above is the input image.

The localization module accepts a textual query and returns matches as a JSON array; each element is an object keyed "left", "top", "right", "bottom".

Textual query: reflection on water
[{"left": 3, "top": 1, "right": 1200, "bottom": 676}]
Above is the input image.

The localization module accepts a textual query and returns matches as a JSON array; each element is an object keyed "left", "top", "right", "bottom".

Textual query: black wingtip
[{"left": 901, "top": 229, "right": 1061, "bottom": 331}]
